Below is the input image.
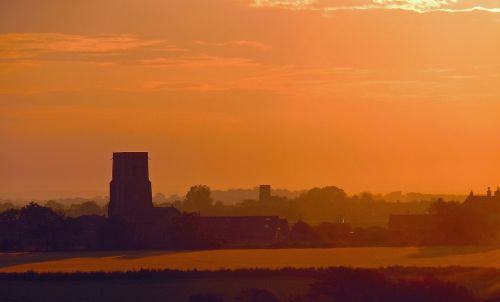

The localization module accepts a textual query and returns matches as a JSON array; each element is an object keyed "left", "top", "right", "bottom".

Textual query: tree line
[
  {"left": 1, "top": 185, "right": 498, "bottom": 251},
  {"left": 0, "top": 202, "right": 393, "bottom": 251},
  {"left": 166, "top": 185, "right": 432, "bottom": 227}
]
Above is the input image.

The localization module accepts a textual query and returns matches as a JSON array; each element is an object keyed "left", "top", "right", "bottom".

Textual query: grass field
[{"left": 1, "top": 246, "right": 500, "bottom": 273}]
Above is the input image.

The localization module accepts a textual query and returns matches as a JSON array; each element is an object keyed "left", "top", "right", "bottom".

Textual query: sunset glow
[{"left": 1, "top": 0, "right": 499, "bottom": 198}]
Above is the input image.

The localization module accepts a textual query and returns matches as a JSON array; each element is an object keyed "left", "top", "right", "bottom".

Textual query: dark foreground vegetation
[
  {"left": 1, "top": 186, "right": 450, "bottom": 227},
  {"left": 1, "top": 267, "right": 500, "bottom": 302},
  {"left": 2, "top": 200, "right": 500, "bottom": 252},
  {"left": 0, "top": 202, "right": 392, "bottom": 251}
]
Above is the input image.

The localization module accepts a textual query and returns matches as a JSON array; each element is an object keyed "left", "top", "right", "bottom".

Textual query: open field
[{"left": 2, "top": 246, "right": 500, "bottom": 273}]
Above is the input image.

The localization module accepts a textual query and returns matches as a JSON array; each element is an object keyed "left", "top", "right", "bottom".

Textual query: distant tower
[
  {"left": 495, "top": 187, "right": 500, "bottom": 197},
  {"left": 487, "top": 187, "right": 492, "bottom": 197},
  {"left": 259, "top": 185, "right": 271, "bottom": 202},
  {"left": 108, "top": 152, "right": 153, "bottom": 220}
]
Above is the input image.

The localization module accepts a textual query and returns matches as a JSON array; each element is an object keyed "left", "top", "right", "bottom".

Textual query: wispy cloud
[
  {"left": 251, "top": 0, "right": 500, "bottom": 13},
  {"left": 252, "top": 0, "right": 316, "bottom": 9},
  {"left": 193, "top": 40, "right": 271, "bottom": 50},
  {"left": 0, "top": 33, "right": 179, "bottom": 57},
  {"left": 140, "top": 54, "right": 259, "bottom": 68},
  {"left": 0, "top": 33, "right": 261, "bottom": 69},
  {"left": 0, "top": 33, "right": 184, "bottom": 67}
]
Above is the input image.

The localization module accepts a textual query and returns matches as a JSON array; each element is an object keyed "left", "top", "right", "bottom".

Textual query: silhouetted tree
[
  {"left": 285, "top": 220, "right": 326, "bottom": 247},
  {"left": 45, "top": 200, "right": 65, "bottom": 212},
  {"left": 0, "top": 208, "right": 21, "bottom": 250},
  {"left": 183, "top": 185, "right": 214, "bottom": 212},
  {"left": 0, "top": 202, "right": 78, "bottom": 251},
  {"left": 360, "top": 192, "right": 376, "bottom": 203},
  {"left": 296, "top": 186, "right": 349, "bottom": 222},
  {"left": 299, "top": 186, "right": 347, "bottom": 203},
  {"left": 66, "top": 201, "right": 104, "bottom": 217}
]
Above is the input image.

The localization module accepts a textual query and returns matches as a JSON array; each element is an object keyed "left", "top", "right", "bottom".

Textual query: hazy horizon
[{"left": 0, "top": 186, "right": 470, "bottom": 203}]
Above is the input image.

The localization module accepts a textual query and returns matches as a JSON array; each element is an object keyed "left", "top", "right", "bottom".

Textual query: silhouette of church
[
  {"left": 108, "top": 152, "right": 180, "bottom": 222},
  {"left": 108, "top": 152, "right": 288, "bottom": 244},
  {"left": 464, "top": 187, "right": 500, "bottom": 204}
]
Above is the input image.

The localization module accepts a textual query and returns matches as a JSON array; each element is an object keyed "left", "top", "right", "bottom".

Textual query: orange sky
[{"left": 1, "top": 0, "right": 499, "bottom": 199}]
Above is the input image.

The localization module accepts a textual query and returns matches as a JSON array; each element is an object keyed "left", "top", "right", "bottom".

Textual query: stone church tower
[{"left": 108, "top": 152, "right": 153, "bottom": 221}]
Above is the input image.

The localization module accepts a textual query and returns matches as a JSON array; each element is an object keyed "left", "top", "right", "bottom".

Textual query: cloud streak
[
  {"left": 0, "top": 33, "right": 183, "bottom": 66},
  {"left": 0, "top": 33, "right": 178, "bottom": 54},
  {"left": 251, "top": 0, "right": 500, "bottom": 13},
  {"left": 193, "top": 40, "right": 271, "bottom": 50},
  {"left": 0, "top": 33, "right": 262, "bottom": 69}
]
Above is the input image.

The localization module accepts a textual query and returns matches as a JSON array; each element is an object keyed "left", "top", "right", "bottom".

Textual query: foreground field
[{"left": 1, "top": 246, "right": 500, "bottom": 272}]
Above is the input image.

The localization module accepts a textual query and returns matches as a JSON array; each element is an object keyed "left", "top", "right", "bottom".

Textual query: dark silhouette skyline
[
  {"left": 0, "top": 151, "right": 498, "bottom": 252},
  {"left": 106, "top": 152, "right": 289, "bottom": 244}
]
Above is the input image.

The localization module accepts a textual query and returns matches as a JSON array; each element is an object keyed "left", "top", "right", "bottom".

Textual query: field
[
  {"left": 3, "top": 247, "right": 500, "bottom": 301},
  {"left": 2, "top": 246, "right": 500, "bottom": 273}
]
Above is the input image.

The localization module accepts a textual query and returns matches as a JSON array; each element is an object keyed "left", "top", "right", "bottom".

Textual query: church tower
[
  {"left": 259, "top": 185, "right": 272, "bottom": 202},
  {"left": 108, "top": 152, "right": 153, "bottom": 221}
]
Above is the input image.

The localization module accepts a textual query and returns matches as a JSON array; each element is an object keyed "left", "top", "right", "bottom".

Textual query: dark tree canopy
[{"left": 183, "top": 185, "right": 214, "bottom": 212}]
